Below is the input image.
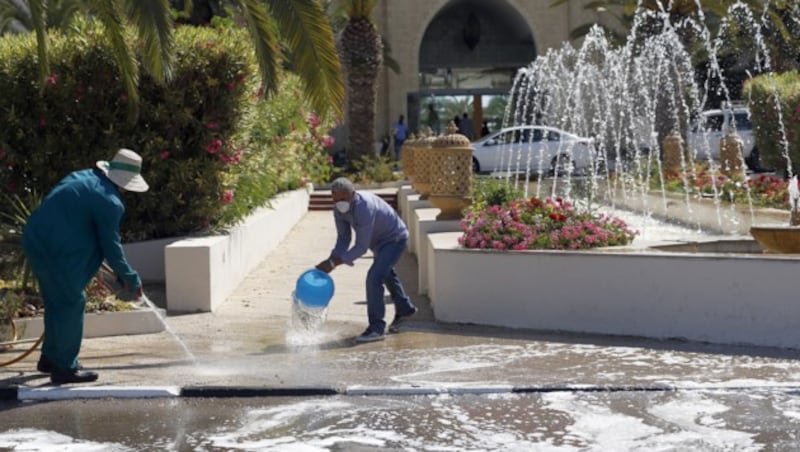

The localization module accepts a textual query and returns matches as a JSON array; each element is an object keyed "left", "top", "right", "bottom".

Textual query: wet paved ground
[
  {"left": 3, "top": 389, "right": 800, "bottom": 450},
  {"left": 2, "top": 208, "right": 800, "bottom": 449}
]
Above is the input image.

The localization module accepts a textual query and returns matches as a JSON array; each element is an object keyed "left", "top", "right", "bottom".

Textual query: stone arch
[{"left": 417, "top": 0, "right": 537, "bottom": 88}]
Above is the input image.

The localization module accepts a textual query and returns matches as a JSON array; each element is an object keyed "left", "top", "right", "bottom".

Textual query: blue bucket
[{"left": 294, "top": 269, "right": 335, "bottom": 308}]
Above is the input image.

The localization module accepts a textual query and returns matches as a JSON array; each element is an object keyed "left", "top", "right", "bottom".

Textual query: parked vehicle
[
  {"left": 470, "top": 125, "right": 597, "bottom": 175},
  {"left": 687, "top": 106, "right": 759, "bottom": 169}
]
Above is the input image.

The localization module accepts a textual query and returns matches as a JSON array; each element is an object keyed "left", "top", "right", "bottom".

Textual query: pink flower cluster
[
  {"left": 221, "top": 189, "right": 235, "bottom": 204},
  {"left": 204, "top": 138, "right": 244, "bottom": 165},
  {"left": 459, "top": 197, "right": 636, "bottom": 251}
]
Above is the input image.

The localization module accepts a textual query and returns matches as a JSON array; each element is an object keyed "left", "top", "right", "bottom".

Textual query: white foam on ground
[
  {"left": 0, "top": 429, "right": 133, "bottom": 451},
  {"left": 204, "top": 398, "right": 405, "bottom": 451},
  {"left": 542, "top": 391, "right": 760, "bottom": 450}
]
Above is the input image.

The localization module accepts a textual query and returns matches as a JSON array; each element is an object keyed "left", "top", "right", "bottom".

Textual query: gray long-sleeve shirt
[{"left": 331, "top": 191, "right": 408, "bottom": 265}]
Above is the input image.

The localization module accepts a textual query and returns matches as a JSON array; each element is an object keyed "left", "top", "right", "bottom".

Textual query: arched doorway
[{"left": 411, "top": 0, "right": 537, "bottom": 139}]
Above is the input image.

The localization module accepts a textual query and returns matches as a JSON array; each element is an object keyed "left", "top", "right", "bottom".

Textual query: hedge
[
  {"left": 744, "top": 70, "right": 800, "bottom": 176},
  {"left": 0, "top": 20, "right": 334, "bottom": 242}
]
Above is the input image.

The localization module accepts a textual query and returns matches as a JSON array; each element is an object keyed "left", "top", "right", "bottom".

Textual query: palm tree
[
  {"left": 336, "top": 0, "right": 382, "bottom": 165},
  {"left": 0, "top": 0, "right": 84, "bottom": 35},
  {"left": 6, "top": 0, "right": 343, "bottom": 120}
]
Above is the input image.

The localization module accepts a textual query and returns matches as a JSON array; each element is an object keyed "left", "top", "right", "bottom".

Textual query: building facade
[{"left": 368, "top": 0, "right": 603, "bottom": 143}]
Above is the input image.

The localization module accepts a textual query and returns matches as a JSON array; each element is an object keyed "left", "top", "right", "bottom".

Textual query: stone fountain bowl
[{"left": 750, "top": 225, "right": 800, "bottom": 254}]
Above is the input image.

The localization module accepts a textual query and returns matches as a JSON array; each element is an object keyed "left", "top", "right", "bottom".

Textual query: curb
[
  {"left": 180, "top": 386, "right": 338, "bottom": 398},
  {"left": 4, "top": 384, "right": 800, "bottom": 401}
]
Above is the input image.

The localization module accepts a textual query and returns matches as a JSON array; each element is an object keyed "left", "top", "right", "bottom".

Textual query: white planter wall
[
  {"left": 16, "top": 309, "right": 165, "bottom": 340},
  {"left": 428, "top": 232, "right": 800, "bottom": 349},
  {"left": 165, "top": 186, "right": 311, "bottom": 313},
  {"left": 124, "top": 237, "right": 185, "bottom": 283}
]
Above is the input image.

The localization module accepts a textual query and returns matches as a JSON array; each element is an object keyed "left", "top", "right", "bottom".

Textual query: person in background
[
  {"left": 392, "top": 115, "right": 408, "bottom": 161},
  {"left": 460, "top": 112, "right": 474, "bottom": 140},
  {"left": 23, "top": 149, "right": 149, "bottom": 384},
  {"left": 481, "top": 120, "right": 491, "bottom": 137},
  {"left": 426, "top": 103, "right": 440, "bottom": 135},
  {"left": 316, "top": 177, "right": 418, "bottom": 342}
]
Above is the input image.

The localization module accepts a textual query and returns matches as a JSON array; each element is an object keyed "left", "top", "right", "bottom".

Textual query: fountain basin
[
  {"left": 426, "top": 232, "right": 800, "bottom": 349},
  {"left": 749, "top": 225, "right": 800, "bottom": 254}
]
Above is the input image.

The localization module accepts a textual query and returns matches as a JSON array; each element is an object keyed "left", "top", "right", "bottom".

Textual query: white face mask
[{"left": 335, "top": 201, "right": 351, "bottom": 214}]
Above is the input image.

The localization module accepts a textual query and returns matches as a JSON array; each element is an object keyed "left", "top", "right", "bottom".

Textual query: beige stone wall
[{"left": 370, "top": 0, "right": 604, "bottom": 139}]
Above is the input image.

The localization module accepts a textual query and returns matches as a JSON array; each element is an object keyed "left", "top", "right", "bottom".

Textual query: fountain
[{"left": 403, "top": 1, "right": 800, "bottom": 349}]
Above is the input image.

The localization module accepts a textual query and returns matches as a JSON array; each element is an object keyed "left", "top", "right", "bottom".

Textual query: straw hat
[{"left": 96, "top": 149, "right": 149, "bottom": 192}]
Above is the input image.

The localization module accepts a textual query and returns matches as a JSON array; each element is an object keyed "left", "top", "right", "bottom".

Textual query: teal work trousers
[{"left": 23, "top": 237, "right": 88, "bottom": 372}]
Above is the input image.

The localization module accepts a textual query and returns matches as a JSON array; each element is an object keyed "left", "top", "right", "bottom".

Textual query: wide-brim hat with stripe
[{"left": 96, "top": 148, "right": 149, "bottom": 192}]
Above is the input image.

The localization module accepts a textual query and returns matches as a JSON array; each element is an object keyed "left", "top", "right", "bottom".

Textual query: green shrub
[
  {"left": 349, "top": 154, "right": 399, "bottom": 184},
  {"left": 744, "top": 71, "right": 800, "bottom": 175},
  {"left": 0, "top": 20, "right": 334, "bottom": 241},
  {"left": 471, "top": 177, "right": 525, "bottom": 211}
]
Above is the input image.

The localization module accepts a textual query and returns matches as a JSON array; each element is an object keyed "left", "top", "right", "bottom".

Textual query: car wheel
[
  {"left": 472, "top": 157, "right": 480, "bottom": 173},
  {"left": 745, "top": 148, "right": 762, "bottom": 172}
]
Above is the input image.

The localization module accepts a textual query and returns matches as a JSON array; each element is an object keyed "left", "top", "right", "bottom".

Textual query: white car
[
  {"left": 687, "top": 107, "right": 758, "bottom": 169},
  {"left": 470, "top": 125, "right": 597, "bottom": 175}
]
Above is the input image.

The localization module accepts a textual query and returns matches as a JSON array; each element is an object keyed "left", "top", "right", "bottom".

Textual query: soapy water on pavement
[{"left": 285, "top": 292, "right": 332, "bottom": 347}]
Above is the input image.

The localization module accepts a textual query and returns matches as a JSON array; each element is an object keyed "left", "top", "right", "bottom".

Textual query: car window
[
  {"left": 734, "top": 113, "right": 752, "bottom": 130},
  {"left": 530, "top": 129, "right": 544, "bottom": 142},
  {"left": 547, "top": 131, "right": 560, "bottom": 141},
  {"left": 704, "top": 114, "right": 723, "bottom": 132},
  {"left": 485, "top": 131, "right": 511, "bottom": 146}
]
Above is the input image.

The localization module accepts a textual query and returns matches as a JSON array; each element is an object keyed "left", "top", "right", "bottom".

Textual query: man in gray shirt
[{"left": 316, "top": 177, "right": 418, "bottom": 342}]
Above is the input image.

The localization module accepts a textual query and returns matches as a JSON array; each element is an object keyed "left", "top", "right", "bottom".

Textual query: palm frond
[
  {"left": 125, "top": 0, "right": 174, "bottom": 83},
  {"left": 381, "top": 36, "right": 400, "bottom": 75},
  {"left": 267, "top": 0, "right": 343, "bottom": 119},
  {"left": 27, "top": 0, "right": 49, "bottom": 91},
  {"left": 0, "top": 0, "right": 31, "bottom": 34},
  {"left": 237, "top": 0, "right": 281, "bottom": 105},
  {"left": 343, "top": 0, "right": 376, "bottom": 18},
  {"left": 91, "top": 0, "right": 140, "bottom": 120}
]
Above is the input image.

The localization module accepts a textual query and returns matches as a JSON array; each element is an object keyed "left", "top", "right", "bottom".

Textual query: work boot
[
  {"left": 389, "top": 306, "right": 418, "bottom": 333},
  {"left": 51, "top": 369, "right": 98, "bottom": 384},
  {"left": 36, "top": 355, "right": 54, "bottom": 373},
  {"left": 37, "top": 355, "right": 83, "bottom": 374},
  {"left": 355, "top": 327, "right": 385, "bottom": 343}
]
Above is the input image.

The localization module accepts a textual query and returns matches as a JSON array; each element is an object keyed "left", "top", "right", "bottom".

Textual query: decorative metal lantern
[
  {"left": 429, "top": 121, "right": 472, "bottom": 220},
  {"left": 413, "top": 130, "right": 437, "bottom": 200}
]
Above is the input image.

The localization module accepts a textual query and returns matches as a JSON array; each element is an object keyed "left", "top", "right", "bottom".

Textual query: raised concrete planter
[
  {"left": 413, "top": 208, "right": 459, "bottom": 295},
  {"left": 165, "top": 186, "right": 311, "bottom": 313},
  {"left": 124, "top": 237, "right": 186, "bottom": 283},
  {"left": 15, "top": 308, "right": 165, "bottom": 340},
  {"left": 405, "top": 197, "right": 433, "bottom": 255},
  {"left": 427, "top": 231, "right": 800, "bottom": 349},
  {"left": 398, "top": 185, "right": 416, "bottom": 223}
]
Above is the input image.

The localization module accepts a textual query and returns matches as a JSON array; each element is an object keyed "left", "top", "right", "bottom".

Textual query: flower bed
[
  {"left": 659, "top": 165, "right": 791, "bottom": 210},
  {"left": 459, "top": 197, "right": 636, "bottom": 251}
]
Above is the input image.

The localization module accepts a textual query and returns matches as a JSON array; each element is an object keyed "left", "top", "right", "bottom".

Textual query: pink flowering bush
[{"left": 459, "top": 197, "right": 637, "bottom": 251}]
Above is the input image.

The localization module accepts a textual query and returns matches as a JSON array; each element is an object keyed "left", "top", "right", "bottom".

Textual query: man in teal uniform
[{"left": 23, "top": 149, "right": 149, "bottom": 384}]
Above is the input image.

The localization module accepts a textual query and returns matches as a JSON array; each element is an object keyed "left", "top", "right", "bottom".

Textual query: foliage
[
  {"left": 0, "top": 22, "right": 332, "bottom": 241},
  {"left": 471, "top": 177, "right": 524, "bottom": 211},
  {"left": 0, "top": 191, "right": 40, "bottom": 292},
  {"left": 459, "top": 197, "right": 636, "bottom": 251},
  {"left": 2, "top": 0, "right": 343, "bottom": 120},
  {"left": 744, "top": 71, "right": 800, "bottom": 176},
  {"left": 0, "top": 288, "right": 25, "bottom": 320},
  {"left": 349, "top": 154, "right": 399, "bottom": 184}
]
